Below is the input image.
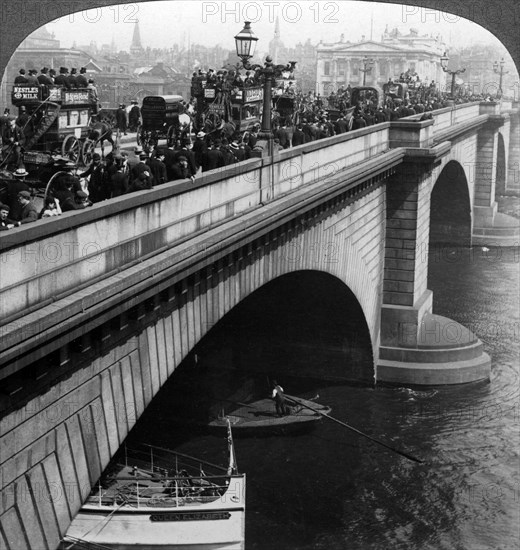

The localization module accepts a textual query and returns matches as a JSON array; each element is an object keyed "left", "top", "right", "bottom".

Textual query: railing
[{"left": 84, "top": 444, "right": 243, "bottom": 509}]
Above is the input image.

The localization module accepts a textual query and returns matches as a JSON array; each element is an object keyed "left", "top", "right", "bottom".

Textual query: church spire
[
  {"left": 270, "top": 16, "right": 283, "bottom": 63},
  {"left": 130, "top": 21, "right": 143, "bottom": 54}
]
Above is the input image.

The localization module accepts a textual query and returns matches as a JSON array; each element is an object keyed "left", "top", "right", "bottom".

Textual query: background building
[
  {"left": 316, "top": 27, "right": 447, "bottom": 95},
  {"left": 1, "top": 26, "right": 86, "bottom": 109}
]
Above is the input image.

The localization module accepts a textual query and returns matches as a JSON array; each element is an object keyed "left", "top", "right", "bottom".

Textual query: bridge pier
[
  {"left": 473, "top": 102, "right": 520, "bottom": 246},
  {"left": 378, "top": 162, "right": 491, "bottom": 386},
  {"left": 506, "top": 103, "right": 520, "bottom": 194}
]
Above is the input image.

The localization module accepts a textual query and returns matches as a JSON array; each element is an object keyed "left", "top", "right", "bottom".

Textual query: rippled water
[{"left": 129, "top": 245, "right": 519, "bottom": 549}]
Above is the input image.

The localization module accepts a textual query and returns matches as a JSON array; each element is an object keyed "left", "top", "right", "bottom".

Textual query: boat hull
[
  {"left": 207, "top": 398, "right": 331, "bottom": 437},
  {"left": 64, "top": 506, "right": 245, "bottom": 549},
  {"left": 64, "top": 476, "right": 245, "bottom": 549}
]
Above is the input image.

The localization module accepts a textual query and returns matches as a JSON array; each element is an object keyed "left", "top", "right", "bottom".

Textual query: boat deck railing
[{"left": 87, "top": 442, "right": 243, "bottom": 509}]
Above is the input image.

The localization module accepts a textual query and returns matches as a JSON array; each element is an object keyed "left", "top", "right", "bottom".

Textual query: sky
[{"left": 44, "top": 0, "right": 512, "bottom": 56}]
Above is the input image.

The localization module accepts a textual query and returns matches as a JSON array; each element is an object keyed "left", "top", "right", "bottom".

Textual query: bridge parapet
[{"left": 0, "top": 124, "right": 394, "bottom": 328}]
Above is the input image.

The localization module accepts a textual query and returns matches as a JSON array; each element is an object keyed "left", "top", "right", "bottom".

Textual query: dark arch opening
[
  {"left": 495, "top": 133, "right": 507, "bottom": 197},
  {"left": 429, "top": 161, "right": 472, "bottom": 248},
  {"left": 134, "top": 271, "right": 374, "bottom": 440}
]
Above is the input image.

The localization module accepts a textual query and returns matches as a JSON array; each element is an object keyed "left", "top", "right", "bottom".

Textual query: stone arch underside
[
  {"left": 139, "top": 270, "right": 375, "bottom": 433},
  {"left": 429, "top": 160, "right": 472, "bottom": 247}
]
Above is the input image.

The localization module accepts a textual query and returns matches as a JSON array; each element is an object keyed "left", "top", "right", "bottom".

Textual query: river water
[{"left": 128, "top": 242, "right": 519, "bottom": 549}]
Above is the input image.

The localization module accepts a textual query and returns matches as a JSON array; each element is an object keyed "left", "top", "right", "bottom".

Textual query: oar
[{"left": 284, "top": 394, "right": 424, "bottom": 464}]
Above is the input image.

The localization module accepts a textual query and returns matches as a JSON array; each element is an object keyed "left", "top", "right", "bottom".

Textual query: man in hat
[
  {"left": 219, "top": 138, "right": 236, "bottom": 166},
  {"left": 374, "top": 106, "right": 386, "bottom": 124},
  {"left": 109, "top": 154, "right": 129, "bottom": 197},
  {"left": 274, "top": 120, "right": 290, "bottom": 149},
  {"left": 15, "top": 190, "right": 38, "bottom": 225},
  {"left": 192, "top": 131, "right": 208, "bottom": 171},
  {"left": 170, "top": 155, "right": 195, "bottom": 182},
  {"left": 229, "top": 139, "right": 244, "bottom": 162},
  {"left": 130, "top": 151, "right": 153, "bottom": 189},
  {"left": 271, "top": 380, "right": 289, "bottom": 417},
  {"left": 14, "top": 69, "right": 28, "bottom": 84},
  {"left": 54, "top": 67, "right": 70, "bottom": 88},
  {"left": 0, "top": 204, "right": 16, "bottom": 230},
  {"left": 25, "top": 70, "right": 39, "bottom": 86},
  {"left": 37, "top": 67, "right": 54, "bottom": 86},
  {"left": 3, "top": 168, "right": 29, "bottom": 219},
  {"left": 292, "top": 125, "right": 305, "bottom": 146},
  {"left": 74, "top": 189, "right": 92, "bottom": 208},
  {"left": 116, "top": 104, "right": 128, "bottom": 135},
  {"left": 53, "top": 174, "right": 83, "bottom": 211},
  {"left": 147, "top": 149, "right": 167, "bottom": 185},
  {"left": 16, "top": 105, "right": 35, "bottom": 143},
  {"left": 174, "top": 139, "right": 197, "bottom": 175},
  {"left": 79, "top": 152, "right": 107, "bottom": 203},
  {"left": 49, "top": 68, "right": 57, "bottom": 82},
  {"left": 68, "top": 68, "right": 78, "bottom": 88},
  {"left": 75, "top": 67, "right": 88, "bottom": 88},
  {"left": 352, "top": 109, "right": 367, "bottom": 130},
  {"left": 1, "top": 119, "right": 23, "bottom": 168},
  {"left": 128, "top": 100, "right": 140, "bottom": 132},
  {"left": 201, "top": 140, "right": 224, "bottom": 172}
]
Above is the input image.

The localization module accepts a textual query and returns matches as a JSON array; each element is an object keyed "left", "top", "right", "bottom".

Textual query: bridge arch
[
  {"left": 200, "top": 270, "right": 374, "bottom": 385},
  {"left": 429, "top": 160, "right": 472, "bottom": 247},
  {"left": 145, "top": 270, "right": 375, "bottom": 427}
]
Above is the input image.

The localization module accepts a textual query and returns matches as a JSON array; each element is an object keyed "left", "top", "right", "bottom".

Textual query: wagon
[
  {"left": 10, "top": 85, "right": 93, "bottom": 164},
  {"left": 198, "top": 84, "right": 262, "bottom": 136},
  {"left": 137, "top": 94, "right": 189, "bottom": 151}
]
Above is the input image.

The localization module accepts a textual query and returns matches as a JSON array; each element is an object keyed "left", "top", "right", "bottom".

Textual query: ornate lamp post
[
  {"left": 234, "top": 22, "right": 296, "bottom": 155},
  {"left": 493, "top": 58, "right": 509, "bottom": 99},
  {"left": 440, "top": 51, "right": 466, "bottom": 100},
  {"left": 359, "top": 56, "right": 374, "bottom": 86}
]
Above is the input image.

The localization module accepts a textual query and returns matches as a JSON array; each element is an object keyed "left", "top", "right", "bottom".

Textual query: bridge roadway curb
[{"left": 0, "top": 149, "right": 405, "bottom": 376}]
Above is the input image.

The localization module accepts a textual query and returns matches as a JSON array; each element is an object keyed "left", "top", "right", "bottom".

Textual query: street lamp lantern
[
  {"left": 493, "top": 57, "right": 508, "bottom": 99},
  {"left": 440, "top": 51, "right": 465, "bottom": 100},
  {"left": 233, "top": 22, "right": 296, "bottom": 157},
  {"left": 440, "top": 51, "right": 449, "bottom": 70},
  {"left": 234, "top": 21, "right": 259, "bottom": 62}
]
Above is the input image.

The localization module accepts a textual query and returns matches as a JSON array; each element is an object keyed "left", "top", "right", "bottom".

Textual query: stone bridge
[{"left": 0, "top": 94, "right": 519, "bottom": 548}]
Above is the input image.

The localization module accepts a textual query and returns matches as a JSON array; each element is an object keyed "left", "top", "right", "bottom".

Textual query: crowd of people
[
  {"left": 0, "top": 65, "right": 496, "bottom": 231},
  {"left": 14, "top": 66, "right": 93, "bottom": 90}
]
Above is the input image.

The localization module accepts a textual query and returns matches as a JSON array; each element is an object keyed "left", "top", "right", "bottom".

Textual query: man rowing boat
[{"left": 271, "top": 381, "right": 289, "bottom": 417}]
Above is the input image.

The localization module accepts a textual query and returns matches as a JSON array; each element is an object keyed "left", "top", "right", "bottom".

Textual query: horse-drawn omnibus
[
  {"left": 137, "top": 94, "right": 190, "bottom": 151},
  {"left": 5, "top": 83, "right": 116, "bottom": 172},
  {"left": 199, "top": 83, "right": 263, "bottom": 135}
]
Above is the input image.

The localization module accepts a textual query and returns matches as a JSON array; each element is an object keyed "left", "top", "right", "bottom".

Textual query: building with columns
[{"left": 316, "top": 27, "right": 447, "bottom": 96}]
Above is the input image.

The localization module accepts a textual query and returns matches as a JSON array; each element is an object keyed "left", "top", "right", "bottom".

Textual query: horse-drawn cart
[
  {"left": 137, "top": 95, "right": 189, "bottom": 151},
  {"left": 6, "top": 84, "right": 113, "bottom": 171}
]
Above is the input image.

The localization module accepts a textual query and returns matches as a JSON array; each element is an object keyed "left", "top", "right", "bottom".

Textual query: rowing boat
[{"left": 207, "top": 396, "right": 331, "bottom": 436}]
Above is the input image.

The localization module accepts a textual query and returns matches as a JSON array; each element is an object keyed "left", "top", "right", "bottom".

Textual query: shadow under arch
[
  {"left": 495, "top": 132, "right": 507, "bottom": 197},
  {"left": 429, "top": 160, "right": 472, "bottom": 248},
  {"left": 137, "top": 270, "right": 375, "bottom": 438}
]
